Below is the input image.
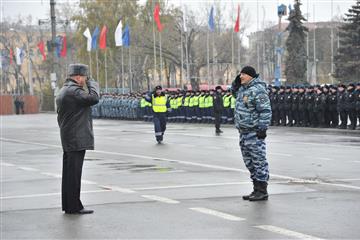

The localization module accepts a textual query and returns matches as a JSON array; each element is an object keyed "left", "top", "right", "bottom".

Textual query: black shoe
[
  {"left": 243, "top": 180, "right": 257, "bottom": 200},
  {"left": 65, "top": 209, "right": 94, "bottom": 214},
  {"left": 249, "top": 181, "right": 268, "bottom": 201}
]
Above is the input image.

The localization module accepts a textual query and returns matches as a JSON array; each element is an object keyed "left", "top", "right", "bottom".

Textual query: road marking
[
  {"left": 0, "top": 190, "right": 110, "bottom": 200},
  {"left": 332, "top": 178, "right": 360, "bottom": 182},
  {"left": 81, "top": 180, "right": 98, "bottom": 185},
  {"left": 17, "top": 166, "right": 39, "bottom": 172},
  {"left": 316, "top": 157, "right": 333, "bottom": 161},
  {"left": 134, "top": 181, "right": 253, "bottom": 191},
  {"left": 2, "top": 137, "right": 360, "bottom": 191},
  {"left": 254, "top": 225, "right": 324, "bottom": 240},
  {"left": 0, "top": 162, "right": 15, "bottom": 167},
  {"left": 269, "top": 152, "right": 293, "bottom": 157},
  {"left": 190, "top": 207, "right": 245, "bottom": 221},
  {"left": 40, "top": 172, "right": 62, "bottom": 178},
  {"left": 141, "top": 195, "right": 180, "bottom": 204},
  {"left": 99, "top": 185, "right": 136, "bottom": 193}
]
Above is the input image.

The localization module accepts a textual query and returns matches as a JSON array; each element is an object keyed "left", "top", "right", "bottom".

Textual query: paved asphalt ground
[{"left": 1, "top": 113, "right": 360, "bottom": 239}]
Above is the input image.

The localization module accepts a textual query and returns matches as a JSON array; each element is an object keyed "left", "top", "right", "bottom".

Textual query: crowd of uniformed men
[{"left": 92, "top": 82, "right": 360, "bottom": 130}]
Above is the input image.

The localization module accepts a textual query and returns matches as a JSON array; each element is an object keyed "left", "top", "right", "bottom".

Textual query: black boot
[
  {"left": 249, "top": 181, "right": 268, "bottom": 201},
  {"left": 242, "top": 180, "right": 257, "bottom": 200}
]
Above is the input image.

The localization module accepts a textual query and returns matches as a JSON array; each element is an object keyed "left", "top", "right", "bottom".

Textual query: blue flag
[
  {"left": 91, "top": 27, "right": 100, "bottom": 50},
  {"left": 208, "top": 6, "right": 215, "bottom": 32},
  {"left": 122, "top": 25, "right": 130, "bottom": 48},
  {"left": 55, "top": 35, "right": 63, "bottom": 58}
]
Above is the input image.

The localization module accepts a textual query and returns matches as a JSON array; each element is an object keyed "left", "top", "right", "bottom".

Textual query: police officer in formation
[
  {"left": 93, "top": 82, "right": 360, "bottom": 131},
  {"left": 269, "top": 82, "right": 360, "bottom": 130}
]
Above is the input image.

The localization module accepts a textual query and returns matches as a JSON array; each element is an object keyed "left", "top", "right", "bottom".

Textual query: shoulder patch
[{"left": 258, "top": 94, "right": 268, "bottom": 104}]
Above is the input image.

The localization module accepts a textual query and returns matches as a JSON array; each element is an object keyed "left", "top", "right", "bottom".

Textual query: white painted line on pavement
[
  {"left": 316, "top": 157, "right": 333, "bottom": 161},
  {"left": 0, "top": 189, "right": 111, "bottom": 200},
  {"left": 332, "top": 178, "right": 360, "bottom": 182},
  {"left": 134, "top": 181, "right": 252, "bottom": 191},
  {"left": 40, "top": 172, "right": 62, "bottom": 178},
  {"left": 269, "top": 152, "right": 293, "bottom": 157},
  {"left": 141, "top": 195, "right": 180, "bottom": 204},
  {"left": 2, "top": 137, "right": 360, "bottom": 191},
  {"left": 0, "top": 162, "right": 15, "bottom": 167},
  {"left": 99, "top": 185, "right": 136, "bottom": 193},
  {"left": 190, "top": 207, "right": 245, "bottom": 221},
  {"left": 81, "top": 180, "right": 98, "bottom": 185},
  {"left": 254, "top": 225, "right": 324, "bottom": 240},
  {"left": 17, "top": 166, "right": 40, "bottom": 172}
]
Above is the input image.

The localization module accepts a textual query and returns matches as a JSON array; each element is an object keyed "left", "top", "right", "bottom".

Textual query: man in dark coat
[
  {"left": 213, "top": 86, "right": 224, "bottom": 134},
  {"left": 56, "top": 64, "right": 99, "bottom": 214}
]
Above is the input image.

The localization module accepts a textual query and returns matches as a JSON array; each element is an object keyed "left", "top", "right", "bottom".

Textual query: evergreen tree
[
  {"left": 335, "top": 0, "right": 360, "bottom": 83},
  {"left": 285, "top": 0, "right": 308, "bottom": 84}
]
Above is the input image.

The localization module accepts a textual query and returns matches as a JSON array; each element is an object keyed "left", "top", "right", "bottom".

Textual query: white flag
[
  {"left": 182, "top": 5, "right": 187, "bottom": 32},
  {"left": 83, "top": 27, "right": 92, "bottom": 52},
  {"left": 115, "top": 20, "right": 123, "bottom": 46},
  {"left": 15, "top": 47, "right": 24, "bottom": 65}
]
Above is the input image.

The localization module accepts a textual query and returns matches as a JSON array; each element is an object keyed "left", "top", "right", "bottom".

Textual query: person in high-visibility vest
[
  {"left": 229, "top": 93, "right": 236, "bottom": 123},
  {"left": 177, "top": 91, "right": 185, "bottom": 122},
  {"left": 183, "top": 91, "right": 191, "bottom": 122},
  {"left": 188, "top": 91, "right": 195, "bottom": 122},
  {"left": 198, "top": 90, "right": 206, "bottom": 123},
  {"left": 145, "top": 85, "right": 171, "bottom": 144},
  {"left": 193, "top": 91, "right": 200, "bottom": 122},
  {"left": 222, "top": 90, "right": 231, "bottom": 123},
  {"left": 204, "top": 90, "right": 214, "bottom": 123}
]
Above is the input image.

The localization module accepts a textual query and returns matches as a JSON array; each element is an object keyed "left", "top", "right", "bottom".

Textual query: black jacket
[
  {"left": 56, "top": 79, "right": 99, "bottom": 152},
  {"left": 213, "top": 92, "right": 223, "bottom": 113}
]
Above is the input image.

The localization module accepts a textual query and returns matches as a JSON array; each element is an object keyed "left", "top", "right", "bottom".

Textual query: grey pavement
[{"left": 1, "top": 114, "right": 360, "bottom": 239}]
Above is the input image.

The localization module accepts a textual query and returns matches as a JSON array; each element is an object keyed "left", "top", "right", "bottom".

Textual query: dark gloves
[
  {"left": 256, "top": 129, "right": 267, "bottom": 140},
  {"left": 231, "top": 74, "right": 241, "bottom": 96}
]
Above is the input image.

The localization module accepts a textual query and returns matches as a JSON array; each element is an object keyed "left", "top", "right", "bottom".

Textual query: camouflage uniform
[{"left": 234, "top": 76, "right": 272, "bottom": 182}]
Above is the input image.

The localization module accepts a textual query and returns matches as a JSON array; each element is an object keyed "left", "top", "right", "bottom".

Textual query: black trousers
[
  {"left": 279, "top": 109, "right": 286, "bottom": 125},
  {"left": 214, "top": 111, "right": 221, "bottom": 131},
  {"left": 153, "top": 112, "right": 167, "bottom": 141},
  {"left": 339, "top": 110, "right": 348, "bottom": 127},
  {"left": 329, "top": 110, "right": 339, "bottom": 127},
  {"left": 347, "top": 110, "right": 357, "bottom": 129},
  {"left": 62, "top": 150, "right": 85, "bottom": 213}
]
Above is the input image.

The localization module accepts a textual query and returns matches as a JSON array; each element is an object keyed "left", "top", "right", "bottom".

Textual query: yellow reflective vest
[{"left": 152, "top": 95, "right": 167, "bottom": 113}]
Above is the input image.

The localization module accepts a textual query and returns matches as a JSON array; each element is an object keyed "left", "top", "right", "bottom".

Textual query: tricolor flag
[
  {"left": 83, "top": 27, "right": 92, "bottom": 52},
  {"left": 99, "top": 25, "right": 108, "bottom": 50},
  {"left": 115, "top": 20, "right": 123, "bottom": 46},
  {"left": 154, "top": 3, "right": 163, "bottom": 32},
  {"left": 60, "top": 35, "right": 67, "bottom": 57}
]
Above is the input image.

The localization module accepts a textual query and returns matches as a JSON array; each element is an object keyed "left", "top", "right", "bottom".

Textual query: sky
[{"left": 1, "top": 0, "right": 356, "bottom": 44}]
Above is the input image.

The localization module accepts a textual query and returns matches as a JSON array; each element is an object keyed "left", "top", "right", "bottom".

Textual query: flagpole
[
  {"left": 121, "top": 47, "right": 125, "bottom": 94},
  {"left": 152, "top": 2, "right": 157, "bottom": 86},
  {"left": 231, "top": 0, "right": 234, "bottom": 84},
  {"left": 96, "top": 49, "right": 99, "bottom": 82},
  {"left": 104, "top": 49, "right": 108, "bottom": 92},
  {"left": 185, "top": 31, "right": 190, "bottom": 85},
  {"left": 207, "top": 28, "right": 210, "bottom": 88},
  {"left": 159, "top": 31, "right": 163, "bottom": 86},
  {"left": 89, "top": 52, "right": 92, "bottom": 77},
  {"left": 129, "top": 46, "right": 132, "bottom": 92},
  {"left": 180, "top": 21, "right": 184, "bottom": 89}
]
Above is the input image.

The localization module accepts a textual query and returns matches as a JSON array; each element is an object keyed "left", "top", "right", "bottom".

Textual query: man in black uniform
[
  {"left": 346, "top": 83, "right": 357, "bottom": 130},
  {"left": 213, "top": 86, "right": 224, "bottom": 134},
  {"left": 337, "top": 84, "right": 347, "bottom": 129},
  {"left": 56, "top": 64, "right": 99, "bottom": 214},
  {"left": 356, "top": 83, "right": 360, "bottom": 128},
  {"left": 322, "top": 85, "right": 330, "bottom": 127},
  {"left": 298, "top": 86, "right": 306, "bottom": 127},
  {"left": 328, "top": 85, "right": 338, "bottom": 128},
  {"left": 278, "top": 86, "right": 286, "bottom": 126},
  {"left": 270, "top": 86, "right": 279, "bottom": 126},
  {"left": 284, "top": 86, "right": 293, "bottom": 126},
  {"left": 291, "top": 85, "right": 300, "bottom": 126},
  {"left": 305, "top": 86, "right": 315, "bottom": 127}
]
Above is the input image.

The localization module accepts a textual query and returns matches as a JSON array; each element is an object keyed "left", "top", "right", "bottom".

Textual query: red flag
[
  {"left": 60, "top": 35, "right": 67, "bottom": 57},
  {"left": 9, "top": 48, "right": 13, "bottom": 64},
  {"left": 154, "top": 3, "right": 163, "bottom": 32},
  {"left": 234, "top": 5, "right": 240, "bottom": 32},
  {"left": 37, "top": 41, "right": 46, "bottom": 61},
  {"left": 99, "top": 25, "right": 108, "bottom": 50}
]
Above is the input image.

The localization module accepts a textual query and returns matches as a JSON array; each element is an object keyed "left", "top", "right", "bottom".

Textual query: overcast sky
[{"left": 1, "top": 0, "right": 355, "bottom": 41}]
